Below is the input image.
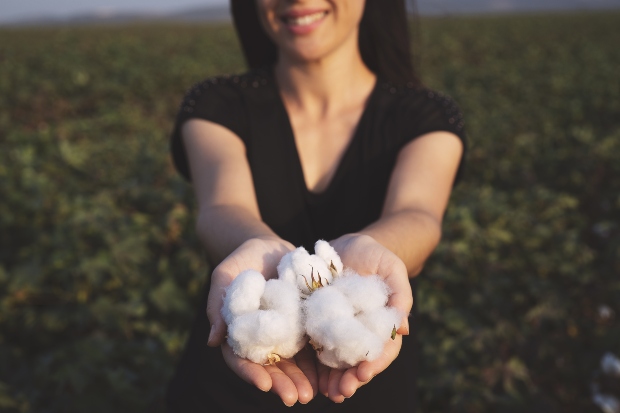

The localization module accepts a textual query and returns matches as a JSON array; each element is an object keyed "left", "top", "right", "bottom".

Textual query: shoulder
[
  {"left": 374, "top": 80, "right": 468, "bottom": 185},
  {"left": 171, "top": 68, "right": 272, "bottom": 182},
  {"left": 178, "top": 68, "right": 272, "bottom": 117},
  {"left": 376, "top": 80, "right": 465, "bottom": 138}
]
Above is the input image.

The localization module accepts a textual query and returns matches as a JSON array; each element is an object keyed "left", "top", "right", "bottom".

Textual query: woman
[{"left": 166, "top": 0, "right": 465, "bottom": 411}]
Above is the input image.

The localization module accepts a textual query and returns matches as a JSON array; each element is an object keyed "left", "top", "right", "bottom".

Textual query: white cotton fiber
[
  {"left": 222, "top": 241, "right": 402, "bottom": 368},
  {"left": 222, "top": 269, "right": 305, "bottom": 364},
  {"left": 317, "top": 317, "right": 384, "bottom": 368},
  {"left": 357, "top": 306, "right": 404, "bottom": 341},
  {"left": 303, "top": 270, "right": 401, "bottom": 368},
  {"left": 332, "top": 271, "right": 390, "bottom": 312},
  {"left": 229, "top": 310, "right": 288, "bottom": 347},
  {"left": 304, "top": 287, "right": 355, "bottom": 326},
  {"left": 277, "top": 246, "right": 333, "bottom": 295},
  {"left": 276, "top": 248, "right": 298, "bottom": 286},
  {"left": 262, "top": 279, "right": 300, "bottom": 314},
  {"left": 221, "top": 269, "right": 265, "bottom": 325},
  {"left": 314, "top": 240, "right": 343, "bottom": 276},
  {"left": 316, "top": 348, "right": 341, "bottom": 369}
]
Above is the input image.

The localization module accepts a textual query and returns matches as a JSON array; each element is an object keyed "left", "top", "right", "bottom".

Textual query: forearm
[
  {"left": 196, "top": 204, "right": 286, "bottom": 265},
  {"left": 358, "top": 209, "right": 442, "bottom": 277}
]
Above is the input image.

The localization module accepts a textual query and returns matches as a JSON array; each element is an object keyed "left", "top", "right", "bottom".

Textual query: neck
[{"left": 274, "top": 33, "right": 376, "bottom": 117}]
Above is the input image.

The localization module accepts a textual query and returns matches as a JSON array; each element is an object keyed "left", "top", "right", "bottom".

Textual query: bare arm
[
  {"left": 183, "top": 119, "right": 282, "bottom": 264},
  {"left": 360, "top": 130, "right": 464, "bottom": 276},
  {"left": 324, "top": 131, "right": 464, "bottom": 402},
  {"left": 182, "top": 119, "right": 315, "bottom": 406}
]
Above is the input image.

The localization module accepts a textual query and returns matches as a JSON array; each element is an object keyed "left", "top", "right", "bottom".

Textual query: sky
[
  {"left": 2, "top": 0, "right": 620, "bottom": 23},
  {"left": 0, "top": 0, "right": 227, "bottom": 22}
]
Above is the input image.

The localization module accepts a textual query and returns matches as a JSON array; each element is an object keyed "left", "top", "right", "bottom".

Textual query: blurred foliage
[{"left": 0, "top": 12, "right": 619, "bottom": 413}]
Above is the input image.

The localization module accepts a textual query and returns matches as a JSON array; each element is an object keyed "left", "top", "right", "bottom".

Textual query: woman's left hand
[{"left": 318, "top": 233, "right": 413, "bottom": 403}]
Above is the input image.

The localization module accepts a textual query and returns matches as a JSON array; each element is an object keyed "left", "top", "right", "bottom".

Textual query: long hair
[{"left": 230, "top": 0, "right": 420, "bottom": 86}]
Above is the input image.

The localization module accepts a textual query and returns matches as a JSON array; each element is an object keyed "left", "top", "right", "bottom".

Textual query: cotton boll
[
  {"left": 332, "top": 272, "right": 390, "bottom": 313},
  {"left": 245, "top": 346, "right": 278, "bottom": 365},
  {"left": 228, "top": 310, "right": 295, "bottom": 363},
  {"left": 277, "top": 244, "right": 337, "bottom": 295},
  {"left": 357, "top": 306, "right": 404, "bottom": 341},
  {"left": 229, "top": 311, "right": 288, "bottom": 347},
  {"left": 262, "top": 279, "right": 302, "bottom": 315},
  {"left": 303, "top": 267, "right": 402, "bottom": 368},
  {"left": 262, "top": 279, "right": 306, "bottom": 356},
  {"left": 224, "top": 271, "right": 306, "bottom": 364},
  {"left": 320, "top": 318, "right": 384, "bottom": 368},
  {"left": 276, "top": 248, "right": 299, "bottom": 286},
  {"left": 277, "top": 246, "right": 332, "bottom": 294},
  {"left": 274, "top": 334, "right": 308, "bottom": 358},
  {"left": 304, "top": 286, "right": 356, "bottom": 353},
  {"left": 316, "top": 348, "right": 343, "bottom": 369},
  {"left": 304, "top": 286, "right": 355, "bottom": 326},
  {"left": 227, "top": 312, "right": 270, "bottom": 362},
  {"left": 314, "top": 240, "right": 343, "bottom": 276},
  {"left": 602, "top": 352, "right": 620, "bottom": 377},
  {"left": 292, "top": 250, "right": 332, "bottom": 295},
  {"left": 304, "top": 290, "right": 384, "bottom": 368},
  {"left": 222, "top": 269, "right": 265, "bottom": 324}
]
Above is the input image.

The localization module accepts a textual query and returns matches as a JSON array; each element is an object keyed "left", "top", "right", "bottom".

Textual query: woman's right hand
[{"left": 206, "top": 236, "right": 318, "bottom": 406}]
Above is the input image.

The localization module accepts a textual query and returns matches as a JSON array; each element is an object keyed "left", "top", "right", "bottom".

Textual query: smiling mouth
[{"left": 283, "top": 11, "right": 328, "bottom": 27}]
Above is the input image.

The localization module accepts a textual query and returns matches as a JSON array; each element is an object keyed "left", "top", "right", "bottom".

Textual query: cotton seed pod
[
  {"left": 277, "top": 246, "right": 333, "bottom": 295},
  {"left": 332, "top": 271, "right": 390, "bottom": 312},
  {"left": 221, "top": 269, "right": 265, "bottom": 325},
  {"left": 314, "top": 240, "right": 343, "bottom": 277},
  {"left": 222, "top": 271, "right": 306, "bottom": 365},
  {"left": 303, "top": 271, "right": 404, "bottom": 369}
]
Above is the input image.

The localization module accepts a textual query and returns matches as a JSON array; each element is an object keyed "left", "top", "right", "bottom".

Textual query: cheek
[
  {"left": 255, "top": 0, "right": 282, "bottom": 39},
  {"left": 339, "top": 0, "right": 366, "bottom": 34}
]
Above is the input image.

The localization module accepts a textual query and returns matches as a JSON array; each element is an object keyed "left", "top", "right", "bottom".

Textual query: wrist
[
  {"left": 331, "top": 233, "right": 377, "bottom": 250},
  {"left": 248, "top": 235, "right": 295, "bottom": 252}
]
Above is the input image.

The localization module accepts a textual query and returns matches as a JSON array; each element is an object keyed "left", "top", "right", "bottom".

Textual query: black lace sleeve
[
  {"left": 397, "top": 85, "right": 468, "bottom": 185},
  {"left": 170, "top": 76, "right": 248, "bottom": 182}
]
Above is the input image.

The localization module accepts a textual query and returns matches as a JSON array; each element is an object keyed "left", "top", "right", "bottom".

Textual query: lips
[
  {"left": 282, "top": 10, "right": 328, "bottom": 27},
  {"left": 279, "top": 8, "right": 329, "bottom": 35}
]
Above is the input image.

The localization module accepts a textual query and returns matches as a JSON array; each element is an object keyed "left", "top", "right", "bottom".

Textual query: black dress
[{"left": 166, "top": 68, "right": 466, "bottom": 412}]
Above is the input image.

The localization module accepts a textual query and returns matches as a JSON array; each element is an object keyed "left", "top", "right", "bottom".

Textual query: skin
[{"left": 181, "top": 0, "right": 464, "bottom": 406}]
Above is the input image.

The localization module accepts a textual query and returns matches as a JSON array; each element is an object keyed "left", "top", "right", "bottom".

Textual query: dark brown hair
[{"left": 230, "top": 0, "right": 420, "bottom": 86}]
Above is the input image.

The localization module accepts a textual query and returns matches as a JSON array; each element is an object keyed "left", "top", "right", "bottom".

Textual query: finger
[
  {"left": 356, "top": 334, "right": 402, "bottom": 383},
  {"left": 294, "top": 346, "right": 319, "bottom": 400},
  {"left": 398, "top": 314, "right": 410, "bottom": 336},
  {"left": 206, "top": 267, "right": 234, "bottom": 346},
  {"left": 265, "top": 363, "right": 299, "bottom": 407},
  {"left": 317, "top": 362, "right": 331, "bottom": 397},
  {"left": 221, "top": 343, "right": 272, "bottom": 392},
  {"left": 278, "top": 358, "right": 314, "bottom": 404},
  {"left": 381, "top": 260, "right": 413, "bottom": 334},
  {"left": 327, "top": 368, "right": 346, "bottom": 403},
  {"left": 339, "top": 366, "right": 362, "bottom": 398}
]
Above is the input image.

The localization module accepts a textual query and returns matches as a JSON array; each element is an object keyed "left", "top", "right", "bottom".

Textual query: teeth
[{"left": 287, "top": 11, "right": 326, "bottom": 26}]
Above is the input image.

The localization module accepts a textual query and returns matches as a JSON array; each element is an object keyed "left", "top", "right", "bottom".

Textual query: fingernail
[
  {"left": 404, "top": 318, "right": 410, "bottom": 335},
  {"left": 207, "top": 325, "right": 215, "bottom": 344}
]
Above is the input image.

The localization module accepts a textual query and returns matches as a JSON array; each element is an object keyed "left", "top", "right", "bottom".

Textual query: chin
[{"left": 281, "top": 42, "right": 330, "bottom": 63}]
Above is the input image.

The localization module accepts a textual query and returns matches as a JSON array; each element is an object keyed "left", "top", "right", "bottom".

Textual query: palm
[
  {"left": 207, "top": 238, "right": 318, "bottom": 405},
  {"left": 315, "top": 234, "right": 413, "bottom": 402}
]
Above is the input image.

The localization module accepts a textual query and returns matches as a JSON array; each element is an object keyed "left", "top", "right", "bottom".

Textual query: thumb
[
  {"left": 381, "top": 258, "right": 413, "bottom": 336},
  {"left": 205, "top": 269, "right": 232, "bottom": 347}
]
